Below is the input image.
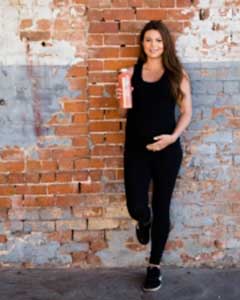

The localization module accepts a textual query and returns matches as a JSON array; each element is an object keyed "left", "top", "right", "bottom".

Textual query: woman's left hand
[{"left": 146, "top": 134, "right": 176, "bottom": 152}]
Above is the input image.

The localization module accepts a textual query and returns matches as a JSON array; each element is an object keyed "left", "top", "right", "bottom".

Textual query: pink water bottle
[{"left": 118, "top": 68, "right": 132, "bottom": 109}]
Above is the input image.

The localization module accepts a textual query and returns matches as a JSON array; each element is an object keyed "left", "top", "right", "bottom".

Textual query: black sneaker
[
  {"left": 142, "top": 266, "right": 162, "bottom": 292},
  {"left": 136, "top": 220, "right": 151, "bottom": 245}
]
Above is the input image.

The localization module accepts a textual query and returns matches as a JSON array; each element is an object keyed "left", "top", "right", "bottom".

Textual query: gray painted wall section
[{"left": 0, "top": 66, "right": 79, "bottom": 148}]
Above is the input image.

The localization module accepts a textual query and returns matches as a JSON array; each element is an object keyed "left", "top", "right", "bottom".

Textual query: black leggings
[{"left": 124, "top": 142, "right": 183, "bottom": 265}]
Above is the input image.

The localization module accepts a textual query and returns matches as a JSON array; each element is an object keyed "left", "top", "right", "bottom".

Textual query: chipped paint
[{"left": 176, "top": 2, "right": 240, "bottom": 62}]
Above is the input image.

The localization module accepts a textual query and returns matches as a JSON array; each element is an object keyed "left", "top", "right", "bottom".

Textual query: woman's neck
[{"left": 144, "top": 58, "right": 164, "bottom": 71}]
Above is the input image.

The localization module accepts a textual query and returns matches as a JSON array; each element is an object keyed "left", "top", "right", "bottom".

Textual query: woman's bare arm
[{"left": 171, "top": 71, "right": 192, "bottom": 142}]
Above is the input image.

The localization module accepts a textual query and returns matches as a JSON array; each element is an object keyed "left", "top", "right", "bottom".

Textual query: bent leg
[{"left": 124, "top": 151, "right": 151, "bottom": 223}]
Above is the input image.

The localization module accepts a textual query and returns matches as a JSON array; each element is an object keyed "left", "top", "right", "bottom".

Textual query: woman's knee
[{"left": 127, "top": 204, "right": 150, "bottom": 222}]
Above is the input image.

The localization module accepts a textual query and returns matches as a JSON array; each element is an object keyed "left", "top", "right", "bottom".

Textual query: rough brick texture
[{"left": 0, "top": 0, "right": 240, "bottom": 268}]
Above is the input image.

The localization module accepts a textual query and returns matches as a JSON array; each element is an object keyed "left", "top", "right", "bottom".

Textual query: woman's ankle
[{"left": 148, "top": 263, "right": 160, "bottom": 269}]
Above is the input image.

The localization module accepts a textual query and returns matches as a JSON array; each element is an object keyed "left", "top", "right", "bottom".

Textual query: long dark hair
[{"left": 139, "top": 20, "right": 185, "bottom": 103}]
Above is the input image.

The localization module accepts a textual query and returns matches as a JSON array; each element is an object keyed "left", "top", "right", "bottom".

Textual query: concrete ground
[{"left": 0, "top": 266, "right": 239, "bottom": 300}]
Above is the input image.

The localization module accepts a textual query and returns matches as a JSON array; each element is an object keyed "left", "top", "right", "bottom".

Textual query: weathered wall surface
[{"left": 0, "top": 0, "right": 239, "bottom": 268}]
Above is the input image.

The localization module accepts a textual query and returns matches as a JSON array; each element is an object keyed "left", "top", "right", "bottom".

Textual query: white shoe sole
[{"left": 142, "top": 275, "right": 163, "bottom": 292}]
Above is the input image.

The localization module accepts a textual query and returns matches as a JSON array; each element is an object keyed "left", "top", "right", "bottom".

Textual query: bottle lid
[{"left": 119, "top": 68, "right": 128, "bottom": 73}]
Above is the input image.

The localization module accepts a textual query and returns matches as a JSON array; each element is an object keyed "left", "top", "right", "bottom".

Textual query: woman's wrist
[{"left": 170, "top": 133, "right": 178, "bottom": 143}]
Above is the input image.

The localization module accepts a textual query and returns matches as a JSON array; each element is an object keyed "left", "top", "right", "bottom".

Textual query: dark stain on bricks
[{"left": 25, "top": 39, "right": 43, "bottom": 137}]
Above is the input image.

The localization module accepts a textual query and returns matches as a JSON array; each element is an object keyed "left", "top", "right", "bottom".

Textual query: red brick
[
  {"left": 54, "top": 19, "right": 70, "bottom": 30},
  {"left": 0, "top": 162, "right": 24, "bottom": 173},
  {"left": 0, "top": 235, "right": 7, "bottom": 243},
  {"left": 89, "top": 121, "right": 120, "bottom": 132},
  {"left": 89, "top": 110, "right": 104, "bottom": 120},
  {"left": 88, "top": 72, "right": 116, "bottom": 83},
  {"left": 90, "top": 134, "right": 105, "bottom": 144},
  {"left": 136, "top": 9, "right": 167, "bottom": 20},
  {"left": 88, "top": 218, "right": 119, "bottom": 230},
  {"left": 103, "top": 9, "right": 136, "bottom": 20},
  {"left": 63, "top": 101, "right": 87, "bottom": 112},
  {"left": 88, "top": 0, "right": 111, "bottom": 8},
  {"left": 25, "top": 173, "right": 40, "bottom": 183},
  {"left": 89, "top": 47, "right": 119, "bottom": 58},
  {"left": 23, "top": 196, "right": 56, "bottom": 207},
  {"left": 72, "top": 136, "right": 89, "bottom": 147},
  {"left": 8, "top": 173, "right": 25, "bottom": 184},
  {"left": 89, "top": 97, "right": 118, "bottom": 109},
  {"left": 88, "top": 60, "right": 104, "bottom": 71},
  {"left": 89, "top": 22, "right": 119, "bottom": 33},
  {"left": 120, "top": 21, "right": 145, "bottom": 33},
  {"left": 52, "top": 148, "right": 89, "bottom": 159},
  {"left": 90, "top": 240, "right": 107, "bottom": 252},
  {"left": 72, "top": 251, "right": 87, "bottom": 263},
  {"left": 89, "top": 170, "right": 102, "bottom": 181},
  {"left": 104, "top": 157, "right": 123, "bottom": 168},
  {"left": 20, "top": 19, "right": 33, "bottom": 29},
  {"left": 53, "top": 0, "right": 70, "bottom": 6},
  {"left": 55, "top": 125, "right": 88, "bottom": 136},
  {"left": 88, "top": 86, "right": 104, "bottom": 96},
  {"left": 102, "top": 169, "right": 116, "bottom": 180},
  {"left": 88, "top": 34, "right": 104, "bottom": 46},
  {"left": 75, "top": 158, "right": 104, "bottom": 169},
  {"left": 129, "top": 0, "right": 144, "bottom": 6},
  {"left": 165, "top": 21, "right": 184, "bottom": 33},
  {"left": 143, "top": 0, "right": 161, "bottom": 7},
  {"left": 66, "top": 66, "right": 87, "bottom": 77},
  {"left": 72, "top": 113, "right": 88, "bottom": 123},
  {"left": 80, "top": 183, "right": 103, "bottom": 193},
  {"left": 0, "top": 149, "right": 24, "bottom": 160},
  {"left": 41, "top": 161, "right": 58, "bottom": 171},
  {"left": 72, "top": 171, "right": 89, "bottom": 181},
  {"left": 105, "top": 133, "right": 124, "bottom": 143},
  {"left": 119, "top": 46, "right": 139, "bottom": 57},
  {"left": 0, "top": 198, "right": 11, "bottom": 208},
  {"left": 56, "top": 219, "right": 87, "bottom": 231},
  {"left": 20, "top": 31, "right": 51, "bottom": 41},
  {"left": 0, "top": 174, "right": 7, "bottom": 184},
  {"left": 47, "top": 230, "right": 72, "bottom": 243},
  {"left": 73, "top": 207, "right": 103, "bottom": 217},
  {"left": 40, "top": 173, "right": 56, "bottom": 183},
  {"left": 104, "top": 34, "right": 136, "bottom": 45},
  {"left": 0, "top": 186, "right": 15, "bottom": 195},
  {"left": 88, "top": 9, "right": 104, "bottom": 21},
  {"left": 160, "top": 0, "right": 175, "bottom": 7},
  {"left": 26, "top": 160, "right": 41, "bottom": 171},
  {"left": 91, "top": 145, "right": 122, "bottom": 156},
  {"left": 58, "top": 160, "right": 74, "bottom": 170},
  {"left": 68, "top": 78, "right": 87, "bottom": 91},
  {"left": 29, "top": 185, "right": 47, "bottom": 195},
  {"left": 36, "top": 19, "right": 51, "bottom": 30},
  {"left": 73, "top": 230, "right": 104, "bottom": 242},
  {"left": 104, "top": 59, "right": 136, "bottom": 70},
  {"left": 112, "top": 0, "right": 129, "bottom": 7},
  {"left": 104, "top": 110, "right": 122, "bottom": 119},
  {"left": 48, "top": 183, "right": 79, "bottom": 194},
  {"left": 176, "top": 0, "right": 196, "bottom": 6},
  {"left": 56, "top": 172, "right": 73, "bottom": 182}
]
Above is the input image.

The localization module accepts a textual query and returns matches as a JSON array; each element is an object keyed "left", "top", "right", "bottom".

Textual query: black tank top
[{"left": 125, "top": 61, "right": 178, "bottom": 150}]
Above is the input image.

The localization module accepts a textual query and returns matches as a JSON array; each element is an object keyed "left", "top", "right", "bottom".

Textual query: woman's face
[{"left": 142, "top": 29, "right": 164, "bottom": 59}]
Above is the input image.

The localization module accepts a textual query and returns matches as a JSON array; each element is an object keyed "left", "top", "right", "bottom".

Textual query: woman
[{"left": 116, "top": 20, "right": 192, "bottom": 292}]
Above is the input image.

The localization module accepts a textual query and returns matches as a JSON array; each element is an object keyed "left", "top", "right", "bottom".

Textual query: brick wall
[{"left": 0, "top": 0, "right": 239, "bottom": 267}]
